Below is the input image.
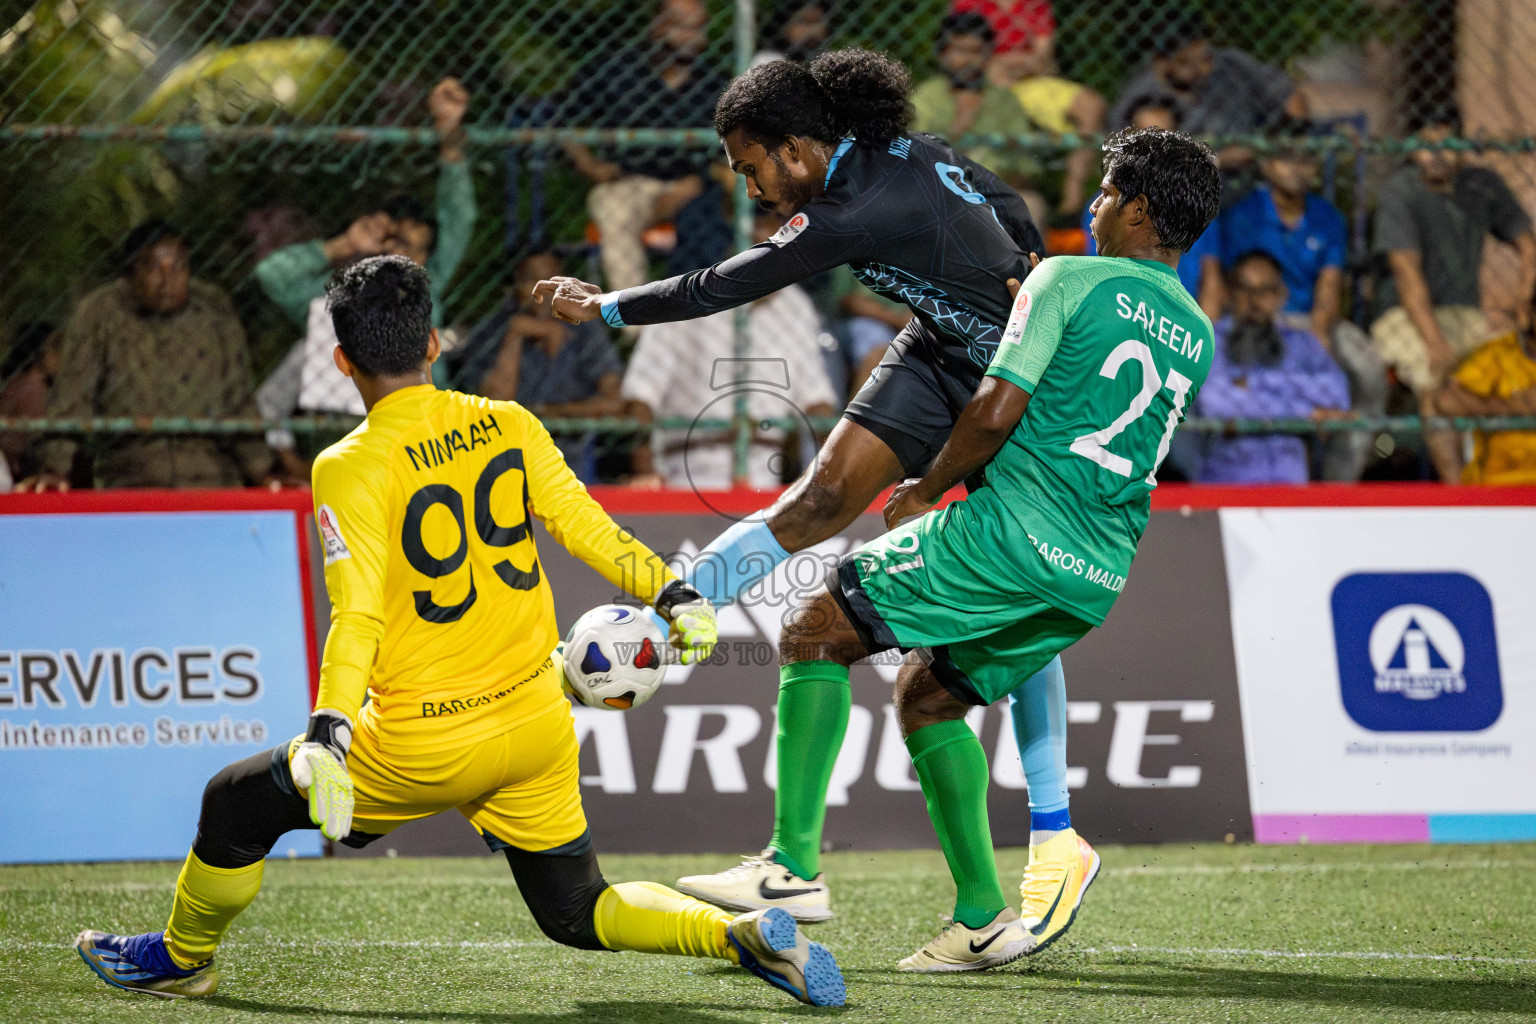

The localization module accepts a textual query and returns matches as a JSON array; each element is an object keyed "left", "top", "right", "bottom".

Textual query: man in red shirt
[{"left": 948, "top": 0, "right": 1105, "bottom": 218}]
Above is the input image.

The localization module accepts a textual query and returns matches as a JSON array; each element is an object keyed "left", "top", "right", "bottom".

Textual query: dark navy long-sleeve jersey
[{"left": 600, "top": 133, "right": 1043, "bottom": 375}]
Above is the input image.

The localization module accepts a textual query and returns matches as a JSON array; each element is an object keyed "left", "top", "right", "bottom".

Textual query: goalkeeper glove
[
  {"left": 654, "top": 580, "right": 717, "bottom": 666},
  {"left": 289, "top": 710, "right": 355, "bottom": 841}
]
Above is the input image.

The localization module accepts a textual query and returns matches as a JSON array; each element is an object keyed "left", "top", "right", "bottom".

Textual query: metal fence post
[{"left": 731, "top": 0, "right": 757, "bottom": 487}]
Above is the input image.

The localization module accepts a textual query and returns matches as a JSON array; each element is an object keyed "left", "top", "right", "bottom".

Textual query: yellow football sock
[
  {"left": 163, "top": 851, "right": 264, "bottom": 968},
  {"left": 592, "top": 881, "right": 737, "bottom": 963}
]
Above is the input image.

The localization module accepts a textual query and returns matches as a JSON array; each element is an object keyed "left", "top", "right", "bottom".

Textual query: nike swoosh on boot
[{"left": 759, "top": 878, "right": 823, "bottom": 900}]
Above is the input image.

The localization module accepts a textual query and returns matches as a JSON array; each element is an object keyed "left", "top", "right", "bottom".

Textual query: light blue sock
[
  {"left": 1007, "top": 656, "right": 1071, "bottom": 842},
  {"left": 688, "top": 514, "right": 791, "bottom": 605},
  {"left": 647, "top": 512, "right": 791, "bottom": 630}
]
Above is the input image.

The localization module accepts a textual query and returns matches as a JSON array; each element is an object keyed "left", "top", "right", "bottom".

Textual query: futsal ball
[{"left": 561, "top": 605, "right": 667, "bottom": 710}]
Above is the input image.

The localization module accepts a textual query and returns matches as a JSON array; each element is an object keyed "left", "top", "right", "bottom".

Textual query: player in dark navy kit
[{"left": 536, "top": 50, "right": 1077, "bottom": 932}]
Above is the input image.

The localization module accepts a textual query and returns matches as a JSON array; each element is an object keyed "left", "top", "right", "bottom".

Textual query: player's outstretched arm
[
  {"left": 514, "top": 405, "right": 717, "bottom": 663},
  {"left": 885, "top": 375, "right": 1031, "bottom": 528},
  {"left": 533, "top": 203, "right": 868, "bottom": 329}
]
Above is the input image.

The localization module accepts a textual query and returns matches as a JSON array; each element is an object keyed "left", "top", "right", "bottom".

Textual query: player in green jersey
[{"left": 777, "top": 127, "right": 1222, "bottom": 972}]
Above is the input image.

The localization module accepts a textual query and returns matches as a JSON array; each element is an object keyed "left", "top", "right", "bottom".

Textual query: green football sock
[
  {"left": 906, "top": 719, "right": 1008, "bottom": 929},
  {"left": 767, "top": 660, "right": 850, "bottom": 881}
]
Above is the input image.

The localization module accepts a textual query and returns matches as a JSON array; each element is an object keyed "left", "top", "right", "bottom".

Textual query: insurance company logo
[{"left": 1330, "top": 572, "right": 1502, "bottom": 732}]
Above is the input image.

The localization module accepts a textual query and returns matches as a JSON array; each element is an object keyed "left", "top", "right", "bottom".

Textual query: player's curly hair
[
  {"left": 714, "top": 47, "right": 913, "bottom": 147},
  {"left": 1101, "top": 127, "right": 1221, "bottom": 253},
  {"left": 326, "top": 255, "right": 433, "bottom": 376}
]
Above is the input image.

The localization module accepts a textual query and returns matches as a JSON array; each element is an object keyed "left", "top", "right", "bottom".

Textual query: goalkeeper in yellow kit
[{"left": 73, "top": 255, "right": 846, "bottom": 1007}]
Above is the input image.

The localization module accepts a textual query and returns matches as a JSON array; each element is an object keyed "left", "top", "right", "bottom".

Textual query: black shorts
[{"left": 842, "top": 319, "right": 986, "bottom": 477}]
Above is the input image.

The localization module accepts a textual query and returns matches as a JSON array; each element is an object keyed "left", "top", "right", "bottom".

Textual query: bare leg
[
  {"left": 779, "top": 586, "right": 876, "bottom": 668},
  {"left": 765, "top": 417, "right": 906, "bottom": 553},
  {"left": 895, "top": 653, "right": 972, "bottom": 736}
]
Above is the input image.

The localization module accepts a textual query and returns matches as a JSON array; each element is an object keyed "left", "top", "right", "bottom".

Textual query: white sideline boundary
[
  {"left": 1100, "top": 858, "right": 1529, "bottom": 877},
  {"left": 10, "top": 937, "right": 1534, "bottom": 964},
  {"left": 3, "top": 857, "right": 1529, "bottom": 892},
  {"left": 1081, "top": 945, "right": 1536, "bottom": 966}
]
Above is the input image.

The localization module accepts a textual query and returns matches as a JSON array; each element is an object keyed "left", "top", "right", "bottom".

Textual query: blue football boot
[
  {"left": 726, "top": 907, "right": 846, "bottom": 1006},
  {"left": 74, "top": 930, "right": 218, "bottom": 998}
]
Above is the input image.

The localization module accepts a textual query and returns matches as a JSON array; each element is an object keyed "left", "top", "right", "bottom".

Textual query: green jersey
[{"left": 982, "top": 255, "right": 1214, "bottom": 624}]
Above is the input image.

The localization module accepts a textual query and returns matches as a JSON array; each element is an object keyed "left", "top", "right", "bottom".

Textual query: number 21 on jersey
[{"left": 1069, "top": 340, "right": 1193, "bottom": 484}]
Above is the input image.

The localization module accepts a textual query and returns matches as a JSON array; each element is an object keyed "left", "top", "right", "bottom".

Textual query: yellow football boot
[{"left": 1019, "top": 829, "right": 1100, "bottom": 954}]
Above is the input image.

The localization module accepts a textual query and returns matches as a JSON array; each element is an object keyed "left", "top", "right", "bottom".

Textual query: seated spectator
[
  {"left": 1111, "top": 13, "right": 1305, "bottom": 169},
  {"left": 1219, "top": 131, "right": 1387, "bottom": 480},
  {"left": 0, "top": 323, "right": 57, "bottom": 492},
  {"left": 1371, "top": 106, "right": 1536, "bottom": 480},
  {"left": 254, "top": 77, "right": 472, "bottom": 432},
  {"left": 949, "top": 0, "right": 1106, "bottom": 217},
  {"left": 22, "top": 222, "right": 279, "bottom": 491},
  {"left": 950, "top": 0, "right": 1055, "bottom": 79},
  {"left": 562, "top": 0, "right": 730, "bottom": 296},
  {"left": 1423, "top": 283, "right": 1536, "bottom": 484},
  {"left": 1083, "top": 96, "right": 1220, "bottom": 317},
  {"left": 911, "top": 12, "right": 1045, "bottom": 221},
  {"left": 622, "top": 219, "right": 837, "bottom": 489},
  {"left": 1194, "top": 251, "right": 1350, "bottom": 484},
  {"left": 452, "top": 250, "right": 625, "bottom": 480},
  {"left": 1221, "top": 137, "right": 1347, "bottom": 333},
  {"left": 752, "top": 0, "right": 834, "bottom": 65}
]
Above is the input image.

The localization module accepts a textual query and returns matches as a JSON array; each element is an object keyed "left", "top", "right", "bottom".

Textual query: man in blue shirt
[
  {"left": 1194, "top": 251, "right": 1349, "bottom": 483},
  {"left": 1218, "top": 142, "right": 1346, "bottom": 336},
  {"left": 1218, "top": 137, "right": 1385, "bottom": 480}
]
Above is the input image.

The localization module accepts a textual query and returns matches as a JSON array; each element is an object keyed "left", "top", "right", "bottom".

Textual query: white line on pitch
[
  {"left": 1081, "top": 945, "right": 1536, "bottom": 965},
  {"left": 3, "top": 858, "right": 1530, "bottom": 893},
  {"left": 842, "top": 859, "right": 1529, "bottom": 881},
  {"left": 4, "top": 938, "right": 545, "bottom": 951},
  {"left": 1101, "top": 859, "right": 1528, "bottom": 877},
  {"left": 13, "top": 938, "right": 1533, "bottom": 964}
]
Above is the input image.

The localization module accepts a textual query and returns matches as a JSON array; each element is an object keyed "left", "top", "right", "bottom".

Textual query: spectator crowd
[{"left": 4, "top": 3, "right": 1536, "bottom": 493}]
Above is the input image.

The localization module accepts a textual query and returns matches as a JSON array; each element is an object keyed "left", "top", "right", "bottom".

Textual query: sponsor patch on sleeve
[
  {"left": 317, "top": 504, "right": 352, "bottom": 564},
  {"left": 1001, "top": 289, "right": 1032, "bottom": 345},
  {"left": 768, "top": 212, "right": 811, "bottom": 247}
]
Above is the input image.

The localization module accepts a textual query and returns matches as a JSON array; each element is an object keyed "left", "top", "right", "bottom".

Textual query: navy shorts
[{"left": 841, "top": 320, "right": 986, "bottom": 477}]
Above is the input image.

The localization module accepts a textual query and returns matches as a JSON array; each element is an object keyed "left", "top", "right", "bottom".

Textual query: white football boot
[
  {"left": 897, "top": 908, "right": 1035, "bottom": 972},
  {"left": 676, "top": 850, "right": 833, "bottom": 922}
]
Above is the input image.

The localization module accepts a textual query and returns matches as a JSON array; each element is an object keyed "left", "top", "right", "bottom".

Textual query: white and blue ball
[{"left": 561, "top": 604, "right": 667, "bottom": 710}]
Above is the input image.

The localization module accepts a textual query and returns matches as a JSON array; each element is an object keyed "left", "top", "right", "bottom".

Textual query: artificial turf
[{"left": 2, "top": 842, "right": 1533, "bottom": 1023}]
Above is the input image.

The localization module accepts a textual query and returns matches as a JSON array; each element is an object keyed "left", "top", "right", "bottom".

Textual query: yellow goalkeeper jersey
[{"left": 310, "top": 384, "right": 674, "bottom": 754}]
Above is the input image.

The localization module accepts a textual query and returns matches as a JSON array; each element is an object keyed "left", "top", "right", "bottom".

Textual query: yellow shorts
[{"left": 289, "top": 697, "right": 587, "bottom": 852}]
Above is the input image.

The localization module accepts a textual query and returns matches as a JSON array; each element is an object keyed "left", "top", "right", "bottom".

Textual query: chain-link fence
[{"left": 3, "top": 0, "right": 1536, "bottom": 489}]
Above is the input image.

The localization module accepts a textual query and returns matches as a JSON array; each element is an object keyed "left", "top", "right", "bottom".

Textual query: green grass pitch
[{"left": 3, "top": 843, "right": 1534, "bottom": 1023}]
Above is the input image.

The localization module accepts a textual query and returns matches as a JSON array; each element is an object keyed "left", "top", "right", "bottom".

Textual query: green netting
[{"left": 1, "top": 0, "right": 1534, "bottom": 486}]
